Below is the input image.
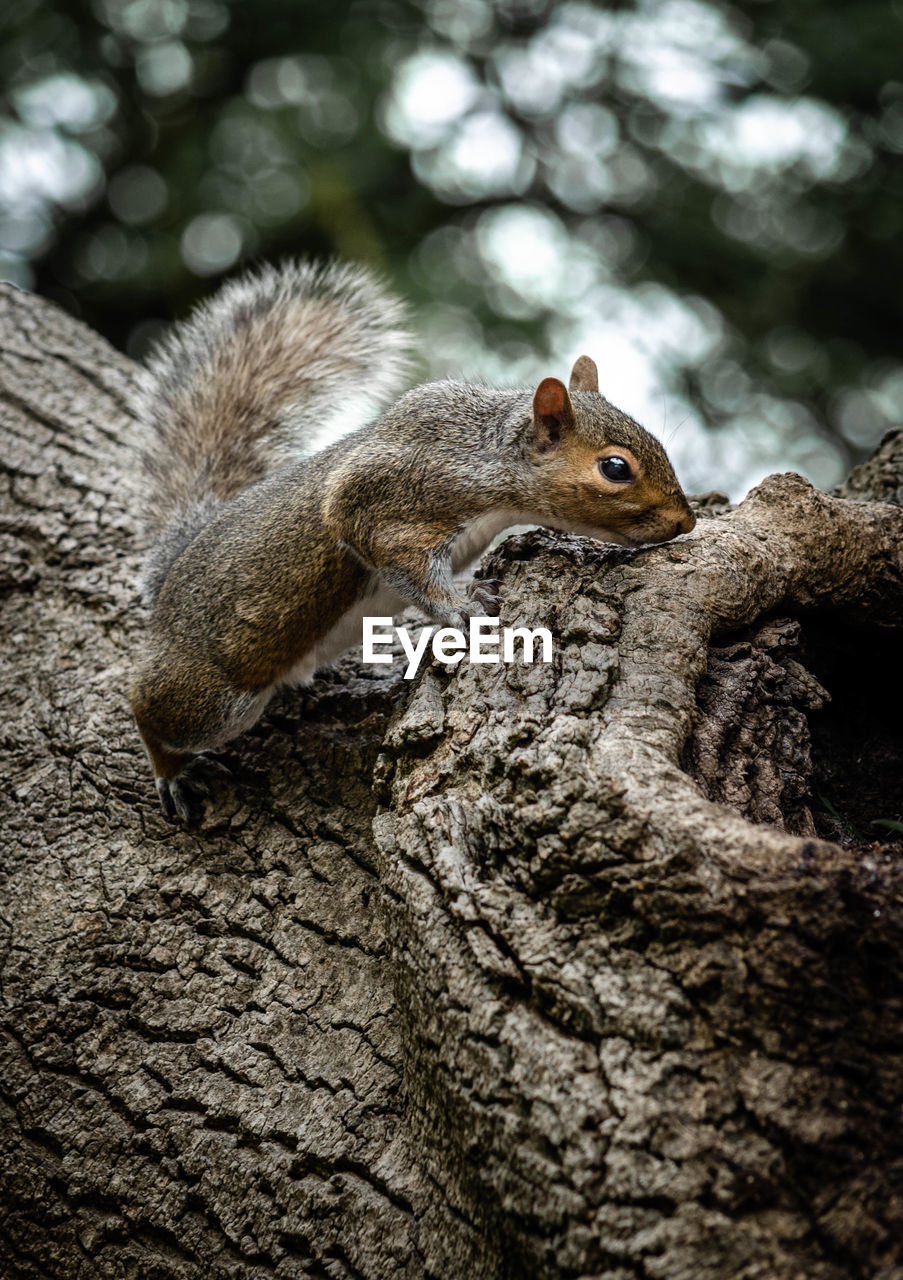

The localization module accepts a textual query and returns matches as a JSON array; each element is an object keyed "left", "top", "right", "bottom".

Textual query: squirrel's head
[{"left": 525, "top": 355, "right": 695, "bottom": 547}]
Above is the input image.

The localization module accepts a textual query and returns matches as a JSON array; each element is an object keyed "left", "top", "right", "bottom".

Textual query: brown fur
[
  {"left": 130, "top": 262, "right": 695, "bottom": 820},
  {"left": 149, "top": 296, "right": 357, "bottom": 508},
  {"left": 137, "top": 260, "right": 411, "bottom": 607}
]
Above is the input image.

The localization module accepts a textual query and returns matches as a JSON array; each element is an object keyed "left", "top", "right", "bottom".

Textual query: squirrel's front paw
[
  {"left": 467, "top": 579, "right": 502, "bottom": 616},
  {"left": 156, "top": 754, "right": 232, "bottom": 824}
]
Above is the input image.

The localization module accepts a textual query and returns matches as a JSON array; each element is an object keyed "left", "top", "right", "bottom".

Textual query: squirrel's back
[{"left": 137, "top": 258, "right": 411, "bottom": 540}]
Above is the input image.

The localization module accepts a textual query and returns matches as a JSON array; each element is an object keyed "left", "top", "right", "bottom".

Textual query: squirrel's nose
[{"left": 674, "top": 506, "right": 696, "bottom": 536}]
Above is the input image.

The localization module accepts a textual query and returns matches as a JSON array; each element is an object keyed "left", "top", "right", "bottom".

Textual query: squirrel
[{"left": 128, "top": 258, "right": 696, "bottom": 821}]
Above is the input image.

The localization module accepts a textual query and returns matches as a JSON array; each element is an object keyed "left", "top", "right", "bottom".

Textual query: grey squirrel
[{"left": 129, "top": 259, "right": 696, "bottom": 821}]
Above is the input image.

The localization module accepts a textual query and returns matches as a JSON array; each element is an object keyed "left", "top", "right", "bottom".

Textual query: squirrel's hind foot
[{"left": 156, "top": 754, "right": 233, "bottom": 824}]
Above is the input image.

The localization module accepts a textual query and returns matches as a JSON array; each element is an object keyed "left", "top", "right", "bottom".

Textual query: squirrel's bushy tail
[{"left": 137, "top": 259, "right": 411, "bottom": 540}]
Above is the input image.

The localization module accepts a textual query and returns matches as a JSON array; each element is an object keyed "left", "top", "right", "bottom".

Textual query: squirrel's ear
[
  {"left": 531, "top": 377, "right": 575, "bottom": 453},
  {"left": 568, "top": 355, "right": 599, "bottom": 393}
]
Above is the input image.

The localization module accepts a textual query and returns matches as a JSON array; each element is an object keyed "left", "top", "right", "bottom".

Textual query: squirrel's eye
[{"left": 599, "top": 455, "right": 633, "bottom": 483}]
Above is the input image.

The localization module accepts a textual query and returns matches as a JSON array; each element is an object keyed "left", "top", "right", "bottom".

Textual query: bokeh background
[{"left": 2, "top": 0, "right": 902, "bottom": 496}]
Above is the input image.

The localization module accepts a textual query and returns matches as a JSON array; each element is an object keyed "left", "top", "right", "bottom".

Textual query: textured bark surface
[{"left": 1, "top": 284, "right": 901, "bottom": 1280}]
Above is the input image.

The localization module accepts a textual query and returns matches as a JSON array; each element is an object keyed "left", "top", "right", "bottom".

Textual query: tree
[
  {"left": 2, "top": 280, "right": 902, "bottom": 1275},
  {"left": 3, "top": 0, "right": 903, "bottom": 492}
]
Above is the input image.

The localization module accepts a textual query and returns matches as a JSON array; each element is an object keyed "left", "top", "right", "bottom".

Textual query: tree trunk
[{"left": 1, "top": 284, "right": 901, "bottom": 1280}]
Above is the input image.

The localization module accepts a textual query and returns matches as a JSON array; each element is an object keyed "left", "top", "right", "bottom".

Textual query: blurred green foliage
[{"left": 2, "top": 0, "right": 902, "bottom": 492}]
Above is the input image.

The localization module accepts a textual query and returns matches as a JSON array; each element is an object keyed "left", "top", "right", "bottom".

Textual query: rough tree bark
[{"left": 1, "top": 284, "right": 901, "bottom": 1280}]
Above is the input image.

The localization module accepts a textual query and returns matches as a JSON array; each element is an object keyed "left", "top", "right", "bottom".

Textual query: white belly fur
[
  {"left": 277, "top": 579, "right": 409, "bottom": 688},
  {"left": 450, "top": 509, "right": 538, "bottom": 571},
  {"left": 278, "top": 508, "right": 613, "bottom": 690}
]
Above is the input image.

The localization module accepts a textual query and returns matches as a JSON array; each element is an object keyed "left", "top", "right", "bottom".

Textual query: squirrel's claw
[
  {"left": 156, "top": 776, "right": 177, "bottom": 820},
  {"left": 155, "top": 754, "right": 232, "bottom": 824},
  {"left": 467, "top": 579, "right": 502, "bottom": 616},
  {"left": 156, "top": 775, "right": 204, "bottom": 824}
]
